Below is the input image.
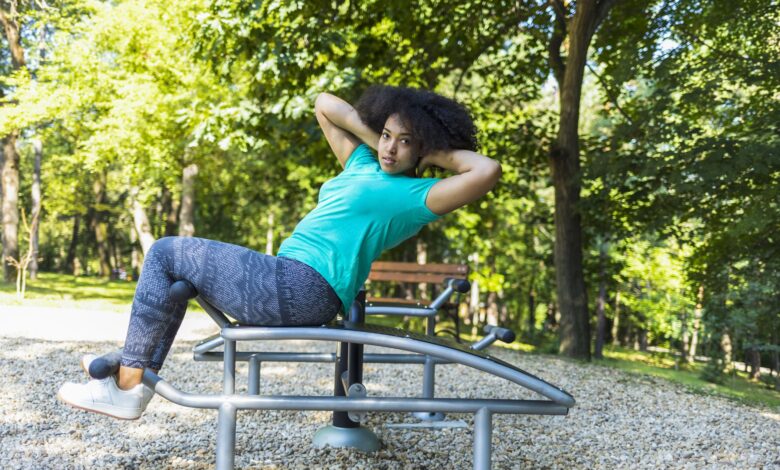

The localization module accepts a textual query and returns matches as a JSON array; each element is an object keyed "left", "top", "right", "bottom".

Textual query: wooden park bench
[{"left": 365, "top": 261, "right": 470, "bottom": 341}]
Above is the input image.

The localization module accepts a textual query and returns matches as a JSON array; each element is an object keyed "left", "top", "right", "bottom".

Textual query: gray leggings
[{"left": 121, "top": 237, "right": 342, "bottom": 370}]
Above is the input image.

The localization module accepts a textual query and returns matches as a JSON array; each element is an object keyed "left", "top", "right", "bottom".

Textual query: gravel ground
[{"left": 1, "top": 334, "right": 779, "bottom": 469}]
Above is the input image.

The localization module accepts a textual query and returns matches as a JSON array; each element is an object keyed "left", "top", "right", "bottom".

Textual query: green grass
[
  {"left": 0, "top": 271, "right": 202, "bottom": 313},
  {"left": 593, "top": 345, "right": 780, "bottom": 410},
  {"left": 2, "top": 273, "right": 778, "bottom": 409},
  {"left": 319, "top": 315, "right": 780, "bottom": 409}
]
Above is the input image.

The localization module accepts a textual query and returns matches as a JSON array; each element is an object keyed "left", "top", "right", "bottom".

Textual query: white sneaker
[{"left": 57, "top": 377, "right": 154, "bottom": 420}]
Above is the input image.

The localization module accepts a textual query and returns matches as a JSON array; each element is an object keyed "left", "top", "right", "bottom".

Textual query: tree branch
[
  {"left": 586, "top": 62, "right": 634, "bottom": 125},
  {"left": 548, "top": 0, "right": 567, "bottom": 84},
  {"left": 453, "top": 8, "right": 527, "bottom": 98}
]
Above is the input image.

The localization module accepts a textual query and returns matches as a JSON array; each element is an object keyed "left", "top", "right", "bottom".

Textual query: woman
[{"left": 57, "top": 85, "right": 501, "bottom": 419}]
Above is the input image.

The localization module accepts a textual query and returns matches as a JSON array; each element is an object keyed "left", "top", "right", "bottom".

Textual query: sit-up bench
[
  {"left": 91, "top": 280, "right": 575, "bottom": 469},
  {"left": 139, "top": 280, "right": 576, "bottom": 469}
]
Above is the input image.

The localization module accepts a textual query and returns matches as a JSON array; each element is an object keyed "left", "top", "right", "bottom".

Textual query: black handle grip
[
  {"left": 446, "top": 278, "right": 471, "bottom": 293},
  {"left": 88, "top": 351, "right": 123, "bottom": 379},
  {"left": 483, "top": 325, "right": 516, "bottom": 343},
  {"left": 170, "top": 280, "right": 198, "bottom": 303}
]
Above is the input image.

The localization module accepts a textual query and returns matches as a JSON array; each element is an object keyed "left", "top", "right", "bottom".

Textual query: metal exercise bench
[{"left": 91, "top": 279, "right": 575, "bottom": 469}]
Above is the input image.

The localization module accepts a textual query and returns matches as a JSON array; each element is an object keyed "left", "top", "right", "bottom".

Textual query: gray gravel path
[{"left": 1, "top": 310, "right": 778, "bottom": 469}]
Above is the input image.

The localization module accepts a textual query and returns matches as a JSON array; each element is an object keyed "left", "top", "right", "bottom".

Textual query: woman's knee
[
  {"left": 150, "top": 236, "right": 178, "bottom": 251},
  {"left": 146, "top": 236, "right": 178, "bottom": 265}
]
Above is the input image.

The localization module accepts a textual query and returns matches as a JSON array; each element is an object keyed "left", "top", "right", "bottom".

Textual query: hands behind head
[{"left": 416, "top": 149, "right": 449, "bottom": 176}]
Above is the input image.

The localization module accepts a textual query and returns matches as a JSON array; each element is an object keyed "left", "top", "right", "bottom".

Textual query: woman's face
[{"left": 377, "top": 113, "right": 418, "bottom": 175}]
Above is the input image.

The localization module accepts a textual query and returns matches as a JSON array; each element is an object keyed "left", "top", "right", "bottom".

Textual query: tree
[{"left": 0, "top": 0, "right": 28, "bottom": 282}]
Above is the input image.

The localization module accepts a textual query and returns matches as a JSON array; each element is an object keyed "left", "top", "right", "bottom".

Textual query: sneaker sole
[{"left": 56, "top": 391, "right": 142, "bottom": 421}]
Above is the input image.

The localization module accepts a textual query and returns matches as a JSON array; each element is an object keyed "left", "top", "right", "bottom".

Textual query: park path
[
  {"left": 0, "top": 304, "right": 218, "bottom": 341},
  {"left": 1, "top": 303, "right": 778, "bottom": 469}
]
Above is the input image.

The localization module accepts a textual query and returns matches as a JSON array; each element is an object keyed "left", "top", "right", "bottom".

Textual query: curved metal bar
[
  {"left": 219, "top": 325, "right": 576, "bottom": 407},
  {"left": 193, "top": 334, "right": 225, "bottom": 354},
  {"left": 365, "top": 306, "right": 437, "bottom": 317},
  {"left": 142, "top": 370, "right": 569, "bottom": 415}
]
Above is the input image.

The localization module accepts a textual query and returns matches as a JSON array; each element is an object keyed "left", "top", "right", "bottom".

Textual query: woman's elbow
[
  {"left": 484, "top": 160, "right": 502, "bottom": 189},
  {"left": 314, "top": 93, "right": 328, "bottom": 114}
]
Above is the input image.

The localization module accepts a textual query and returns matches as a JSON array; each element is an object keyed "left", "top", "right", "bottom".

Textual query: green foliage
[{"left": 1, "top": 0, "right": 778, "bottom": 378}]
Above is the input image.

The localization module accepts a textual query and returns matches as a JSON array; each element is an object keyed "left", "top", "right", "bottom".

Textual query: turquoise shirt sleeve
[
  {"left": 344, "top": 144, "right": 376, "bottom": 171},
  {"left": 414, "top": 178, "right": 442, "bottom": 225}
]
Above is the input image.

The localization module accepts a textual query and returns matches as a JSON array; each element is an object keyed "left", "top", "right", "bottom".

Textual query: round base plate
[{"left": 312, "top": 425, "right": 382, "bottom": 452}]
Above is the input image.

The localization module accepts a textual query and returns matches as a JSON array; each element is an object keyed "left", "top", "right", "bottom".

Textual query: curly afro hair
[{"left": 354, "top": 85, "right": 479, "bottom": 157}]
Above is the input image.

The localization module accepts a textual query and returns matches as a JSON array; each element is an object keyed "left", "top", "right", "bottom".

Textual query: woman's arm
[
  {"left": 420, "top": 150, "right": 502, "bottom": 215},
  {"left": 315, "top": 93, "right": 381, "bottom": 167}
]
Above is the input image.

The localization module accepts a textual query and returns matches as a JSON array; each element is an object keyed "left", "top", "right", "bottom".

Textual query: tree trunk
[
  {"left": 772, "top": 330, "right": 779, "bottom": 378},
  {"left": 66, "top": 214, "right": 80, "bottom": 275},
  {"left": 131, "top": 188, "right": 155, "bottom": 256},
  {"left": 130, "top": 223, "right": 140, "bottom": 280},
  {"left": 162, "top": 186, "right": 179, "bottom": 237},
  {"left": 1, "top": 5, "right": 27, "bottom": 283},
  {"left": 687, "top": 285, "right": 704, "bottom": 363},
  {"left": 611, "top": 289, "right": 621, "bottom": 346},
  {"left": 721, "top": 331, "right": 733, "bottom": 373},
  {"left": 486, "top": 290, "right": 499, "bottom": 326},
  {"left": 498, "top": 290, "right": 509, "bottom": 326},
  {"left": 265, "top": 210, "right": 275, "bottom": 255},
  {"left": 2, "top": 133, "right": 20, "bottom": 282},
  {"left": 594, "top": 243, "right": 608, "bottom": 359},
  {"left": 680, "top": 309, "right": 689, "bottom": 363},
  {"left": 638, "top": 329, "right": 648, "bottom": 352},
  {"left": 527, "top": 285, "right": 536, "bottom": 338},
  {"left": 29, "top": 138, "right": 42, "bottom": 279},
  {"left": 469, "top": 279, "right": 480, "bottom": 327},
  {"left": 747, "top": 347, "right": 761, "bottom": 380},
  {"left": 467, "top": 252, "right": 480, "bottom": 327},
  {"left": 92, "top": 174, "right": 112, "bottom": 277},
  {"left": 416, "top": 237, "right": 428, "bottom": 300},
  {"left": 548, "top": 0, "right": 615, "bottom": 361},
  {"left": 179, "top": 162, "right": 198, "bottom": 237}
]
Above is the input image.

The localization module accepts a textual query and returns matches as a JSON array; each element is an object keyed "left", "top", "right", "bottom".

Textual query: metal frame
[
  {"left": 142, "top": 286, "right": 574, "bottom": 470},
  {"left": 194, "top": 280, "right": 484, "bottom": 422}
]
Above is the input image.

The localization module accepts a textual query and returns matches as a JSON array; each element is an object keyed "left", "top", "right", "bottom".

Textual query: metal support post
[
  {"left": 216, "top": 403, "right": 237, "bottom": 470},
  {"left": 248, "top": 355, "right": 260, "bottom": 395},
  {"left": 473, "top": 407, "right": 492, "bottom": 470},
  {"left": 223, "top": 338, "right": 236, "bottom": 395},
  {"left": 313, "top": 290, "right": 380, "bottom": 451}
]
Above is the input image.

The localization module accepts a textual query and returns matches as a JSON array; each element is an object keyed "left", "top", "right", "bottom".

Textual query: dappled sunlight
[{"left": 760, "top": 411, "right": 780, "bottom": 422}]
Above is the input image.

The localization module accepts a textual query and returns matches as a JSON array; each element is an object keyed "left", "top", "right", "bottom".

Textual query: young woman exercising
[{"left": 57, "top": 85, "right": 501, "bottom": 419}]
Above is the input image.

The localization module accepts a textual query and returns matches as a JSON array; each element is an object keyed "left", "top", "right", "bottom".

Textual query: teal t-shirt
[{"left": 277, "top": 144, "right": 441, "bottom": 314}]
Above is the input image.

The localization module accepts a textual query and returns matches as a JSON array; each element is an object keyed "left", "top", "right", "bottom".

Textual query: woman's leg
[
  {"left": 117, "top": 236, "right": 284, "bottom": 388},
  {"left": 59, "top": 236, "right": 340, "bottom": 418}
]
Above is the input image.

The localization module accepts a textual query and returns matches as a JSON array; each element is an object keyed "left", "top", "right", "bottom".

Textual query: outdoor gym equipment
[{"left": 91, "top": 279, "right": 575, "bottom": 469}]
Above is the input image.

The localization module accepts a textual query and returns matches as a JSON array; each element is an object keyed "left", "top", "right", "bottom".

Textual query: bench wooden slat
[
  {"left": 371, "top": 261, "right": 468, "bottom": 276},
  {"left": 367, "top": 297, "right": 427, "bottom": 306},
  {"left": 367, "top": 261, "right": 469, "bottom": 299},
  {"left": 367, "top": 271, "right": 466, "bottom": 284}
]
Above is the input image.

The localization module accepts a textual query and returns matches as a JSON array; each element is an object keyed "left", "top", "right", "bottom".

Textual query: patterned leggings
[{"left": 121, "top": 237, "right": 342, "bottom": 370}]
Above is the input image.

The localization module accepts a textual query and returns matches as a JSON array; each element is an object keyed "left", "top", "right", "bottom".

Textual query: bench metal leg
[
  {"left": 414, "top": 316, "right": 445, "bottom": 421},
  {"left": 248, "top": 355, "right": 260, "bottom": 395},
  {"left": 314, "top": 290, "right": 381, "bottom": 451},
  {"left": 473, "top": 407, "right": 492, "bottom": 470},
  {"left": 216, "top": 338, "right": 238, "bottom": 470},
  {"left": 223, "top": 339, "right": 236, "bottom": 395},
  {"left": 216, "top": 403, "right": 237, "bottom": 470},
  {"left": 413, "top": 355, "right": 445, "bottom": 421}
]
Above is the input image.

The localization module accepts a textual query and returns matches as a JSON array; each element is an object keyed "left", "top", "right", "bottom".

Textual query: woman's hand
[
  {"left": 416, "top": 149, "right": 449, "bottom": 176},
  {"left": 416, "top": 152, "right": 438, "bottom": 176}
]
